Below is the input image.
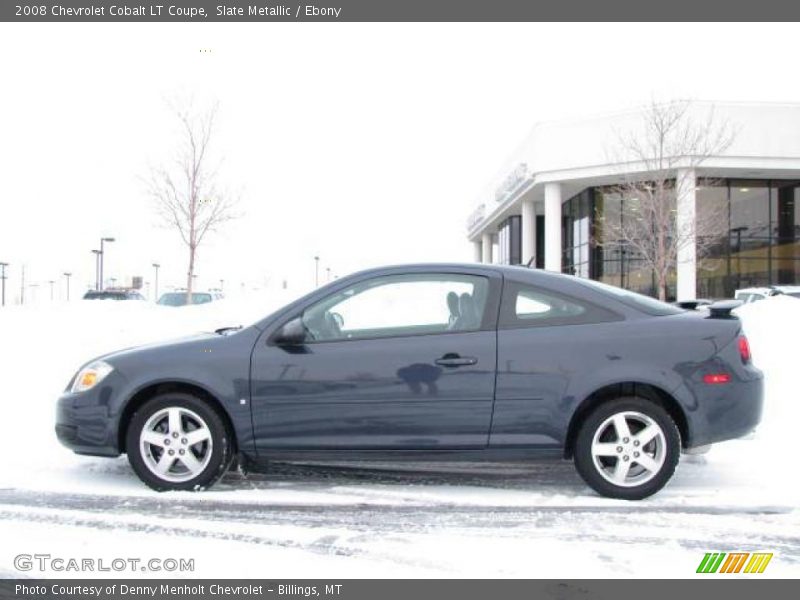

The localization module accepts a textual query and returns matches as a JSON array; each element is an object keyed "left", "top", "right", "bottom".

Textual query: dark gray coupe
[{"left": 56, "top": 264, "right": 763, "bottom": 499}]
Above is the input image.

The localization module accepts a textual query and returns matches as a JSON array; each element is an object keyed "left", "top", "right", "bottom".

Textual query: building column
[
  {"left": 676, "top": 168, "right": 697, "bottom": 301},
  {"left": 521, "top": 199, "right": 536, "bottom": 267},
  {"left": 481, "top": 232, "right": 493, "bottom": 264},
  {"left": 472, "top": 240, "right": 482, "bottom": 263},
  {"left": 544, "top": 182, "right": 562, "bottom": 272}
]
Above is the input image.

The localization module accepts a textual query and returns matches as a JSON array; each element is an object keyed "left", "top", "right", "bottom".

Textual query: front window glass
[{"left": 301, "top": 274, "right": 490, "bottom": 342}]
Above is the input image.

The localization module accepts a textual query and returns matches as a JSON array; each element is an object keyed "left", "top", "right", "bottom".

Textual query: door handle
[{"left": 435, "top": 354, "right": 478, "bottom": 368}]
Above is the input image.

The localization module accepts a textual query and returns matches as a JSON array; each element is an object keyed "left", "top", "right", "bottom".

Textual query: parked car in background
[
  {"left": 57, "top": 264, "right": 762, "bottom": 499},
  {"left": 83, "top": 289, "right": 146, "bottom": 301},
  {"left": 157, "top": 291, "right": 224, "bottom": 307},
  {"left": 735, "top": 286, "right": 800, "bottom": 304}
]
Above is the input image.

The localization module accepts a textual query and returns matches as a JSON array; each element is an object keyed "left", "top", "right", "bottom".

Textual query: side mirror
[{"left": 273, "top": 317, "right": 307, "bottom": 345}]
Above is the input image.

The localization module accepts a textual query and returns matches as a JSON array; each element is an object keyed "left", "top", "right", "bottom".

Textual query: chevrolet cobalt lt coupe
[{"left": 56, "top": 264, "right": 763, "bottom": 499}]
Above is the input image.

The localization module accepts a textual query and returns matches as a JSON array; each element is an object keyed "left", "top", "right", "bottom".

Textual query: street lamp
[
  {"left": 63, "top": 272, "right": 72, "bottom": 300},
  {"left": 91, "top": 250, "right": 102, "bottom": 290},
  {"left": 314, "top": 255, "right": 320, "bottom": 288},
  {"left": 99, "top": 237, "right": 115, "bottom": 291},
  {"left": 152, "top": 263, "right": 160, "bottom": 301},
  {"left": 0, "top": 262, "right": 8, "bottom": 307}
]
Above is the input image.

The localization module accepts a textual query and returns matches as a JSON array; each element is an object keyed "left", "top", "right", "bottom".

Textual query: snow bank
[{"left": 734, "top": 295, "right": 800, "bottom": 447}]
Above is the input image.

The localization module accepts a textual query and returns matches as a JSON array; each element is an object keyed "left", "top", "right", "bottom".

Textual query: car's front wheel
[
  {"left": 574, "top": 397, "right": 680, "bottom": 500},
  {"left": 126, "top": 393, "right": 232, "bottom": 491}
]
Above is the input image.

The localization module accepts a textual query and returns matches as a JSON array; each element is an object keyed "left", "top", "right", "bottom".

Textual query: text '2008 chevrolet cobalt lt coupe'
[{"left": 56, "top": 264, "right": 763, "bottom": 499}]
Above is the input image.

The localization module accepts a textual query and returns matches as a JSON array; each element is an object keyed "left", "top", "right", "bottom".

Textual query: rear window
[{"left": 568, "top": 277, "right": 684, "bottom": 316}]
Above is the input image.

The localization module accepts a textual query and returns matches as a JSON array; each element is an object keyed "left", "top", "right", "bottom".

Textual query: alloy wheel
[
  {"left": 139, "top": 407, "right": 213, "bottom": 483},
  {"left": 590, "top": 410, "right": 666, "bottom": 488}
]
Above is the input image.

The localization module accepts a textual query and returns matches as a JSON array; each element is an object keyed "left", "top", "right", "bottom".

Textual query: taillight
[
  {"left": 703, "top": 373, "right": 731, "bottom": 384},
  {"left": 738, "top": 335, "right": 751, "bottom": 364}
]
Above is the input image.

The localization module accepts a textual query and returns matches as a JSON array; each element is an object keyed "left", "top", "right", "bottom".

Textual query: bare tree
[
  {"left": 599, "top": 100, "right": 736, "bottom": 300},
  {"left": 146, "top": 100, "right": 238, "bottom": 304}
]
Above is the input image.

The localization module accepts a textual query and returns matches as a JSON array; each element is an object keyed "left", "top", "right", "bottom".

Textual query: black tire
[
  {"left": 574, "top": 397, "right": 680, "bottom": 500},
  {"left": 126, "top": 393, "right": 233, "bottom": 491}
]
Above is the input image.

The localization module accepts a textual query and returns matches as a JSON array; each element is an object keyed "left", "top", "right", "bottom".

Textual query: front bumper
[{"left": 55, "top": 370, "right": 126, "bottom": 457}]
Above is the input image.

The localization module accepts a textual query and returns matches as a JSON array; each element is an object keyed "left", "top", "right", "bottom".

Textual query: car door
[{"left": 249, "top": 270, "right": 501, "bottom": 451}]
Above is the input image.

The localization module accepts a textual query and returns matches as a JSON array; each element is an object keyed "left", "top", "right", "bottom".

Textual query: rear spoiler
[{"left": 706, "top": 300, "right": 742, "bottom": 319}]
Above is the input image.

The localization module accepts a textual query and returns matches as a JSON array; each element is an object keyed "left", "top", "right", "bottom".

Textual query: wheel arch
[
  {"left": 563, "top": 381, "right": 689, "bottom": 458},
  {"left": 118, "top": 381, "right": 238, "bottom": 455}
]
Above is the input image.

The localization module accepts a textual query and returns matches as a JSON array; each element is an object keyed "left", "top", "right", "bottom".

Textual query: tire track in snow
[{"left": 0, "top": 489, "right": 798, "bottom": 562}]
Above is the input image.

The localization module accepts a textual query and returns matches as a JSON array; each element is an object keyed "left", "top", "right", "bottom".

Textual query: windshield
[
  {"left": 84, "top": 291, "right": 127, "bottom": 300},
  {"left": 568, "top": 277, "right": 684, "bottom": 316},
  {"left": 158, "top": 293, "right": 213, "bottom": 306}
]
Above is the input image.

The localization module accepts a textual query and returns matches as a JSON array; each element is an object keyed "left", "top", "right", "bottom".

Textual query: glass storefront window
[
  {"left": 730, "top": 180, "right": 770, "bottom": 250},
  {"left": 556, "top": 179, "right": 798, "bottom": 300},
  {"left": 696, "top": 178, "right": 800, "bottom": 297},
  {"left": 562, "top": 189, "right": 592, "bottom": 277},
  {"left": 497, "top": 215, "right": 522, "bottom": 265},
  {"left": 771, "top": 181, "right": 800, "bottom": 285}
]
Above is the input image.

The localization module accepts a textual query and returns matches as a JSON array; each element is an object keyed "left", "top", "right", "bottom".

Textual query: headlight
[{"left": 71, "top": 361, "right": 114, "bottom": 393}]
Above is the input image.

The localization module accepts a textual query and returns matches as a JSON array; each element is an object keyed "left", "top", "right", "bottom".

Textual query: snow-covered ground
[{"left": 0, "top": 293, "right": 798, "bottom": 578}]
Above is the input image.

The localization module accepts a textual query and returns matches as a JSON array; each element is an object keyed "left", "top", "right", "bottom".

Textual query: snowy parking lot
[{"left": 0, "top": 293, "right": 798, "bottom": 578}]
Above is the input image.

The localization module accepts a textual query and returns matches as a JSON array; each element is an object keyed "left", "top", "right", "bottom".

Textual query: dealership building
[{"left": 467, "top": 102, "right": 800, "bottom": 300}]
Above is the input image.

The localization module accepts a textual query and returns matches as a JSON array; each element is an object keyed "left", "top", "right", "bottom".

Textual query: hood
[{"left": 90, "top": 332, "right": 225, "bottom": 369}]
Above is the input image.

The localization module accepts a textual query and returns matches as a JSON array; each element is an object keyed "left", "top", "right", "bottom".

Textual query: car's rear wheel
[
  {"left": 126, "top": 393, "right": 232, "bottom": 491},
  {"left": 574, "top": 397, "right": 680, "bottom": 500}
]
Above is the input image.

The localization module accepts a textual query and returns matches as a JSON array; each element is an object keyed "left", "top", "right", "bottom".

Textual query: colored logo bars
[{"left": 697, "top": 552, "right": 773, "bottom": 574}]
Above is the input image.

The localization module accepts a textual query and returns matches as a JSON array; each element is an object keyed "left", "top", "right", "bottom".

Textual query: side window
[
  {"left": 301, "top": 274, "right": 490, "bottom": 342},
  {"left": 499, "top": 281, "right": 621, "bottom": 329}
]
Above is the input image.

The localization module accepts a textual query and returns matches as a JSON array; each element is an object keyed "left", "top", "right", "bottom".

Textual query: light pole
[
  {"left": 99, "top": 237, "right": 115, "bottom": 291},
  {"left": 63, "top": 272, "right": 72, "bottom": 301},
  {"left": 152, "top": 263, "right": 160, "bottom": 301},
  {"left": 314, "top": 255, "right": 320, "bottom": 288},
  {"left": 326, "top": 267, "right": 331, "bottom": 282},
  {"left": 0, "top": 262, "right": 8, "bottom": 307},
  {"left": 91, "top": 250, "right": 102, "bottom": 290},
  {"left": 48, "top": 280, "right": 55, "bottom": 301}
]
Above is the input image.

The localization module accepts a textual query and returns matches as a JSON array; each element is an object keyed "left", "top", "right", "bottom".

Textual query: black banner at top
[{"left": 3, "top": 0, "right": 800, "bottom": 22}]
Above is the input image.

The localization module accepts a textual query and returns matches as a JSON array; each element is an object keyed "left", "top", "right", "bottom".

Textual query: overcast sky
[{"left": 1, "top": 22, "right": 799, "bottom": 302}]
